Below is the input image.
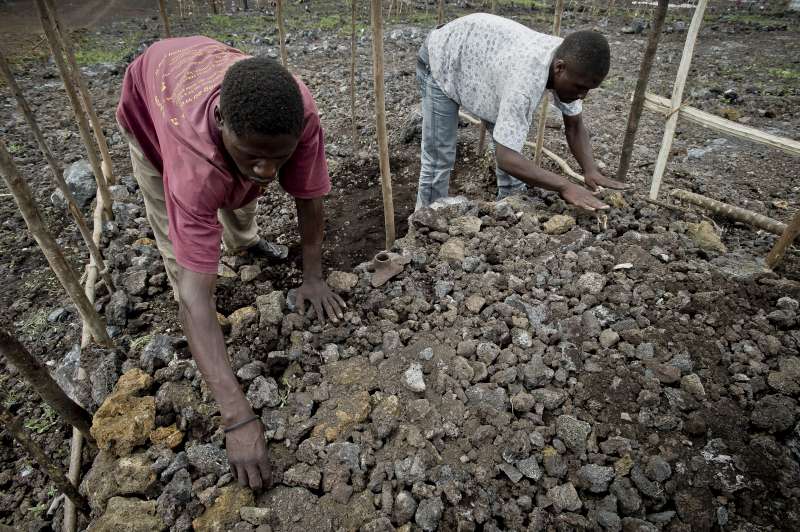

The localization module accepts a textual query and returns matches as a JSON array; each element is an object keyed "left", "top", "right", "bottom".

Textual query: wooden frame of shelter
[{"left": 645, "top": 0, "right": 800, "bottom": 268}]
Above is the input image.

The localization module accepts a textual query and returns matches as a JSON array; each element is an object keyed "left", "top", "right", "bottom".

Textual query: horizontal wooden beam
[{"left": 644, "top": 92, "right": 800, "bottom": 157}]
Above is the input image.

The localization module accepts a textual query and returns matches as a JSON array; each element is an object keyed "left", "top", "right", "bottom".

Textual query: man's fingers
[
  {"left": 323, "top": 299, "right": 338, "bottom": 323},
  {"left": 313, "top": 300, "right": 325, "bottom": 324},
  {"left": 334, "top": 293, "right": 347, "bottom": 310},
  {"left": 247, "top": 464, "right": 262, "bottom": 490},
  {"left": 328, "top": 296, "right": 344, "bottom": 320},
  {"left": 236, "top": 465, "right": 249, "bottom": 487},
  {"left": 296, "top": 293, "right": 307, "bottom": 316}
]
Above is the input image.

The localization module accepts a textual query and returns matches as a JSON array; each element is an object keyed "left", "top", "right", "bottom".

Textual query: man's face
[
  {"left": 216, "top": 108, "right": 299, "bottom": 189},
  {"left": 551, "top": 59, "right": 603, "bottom": 104}
]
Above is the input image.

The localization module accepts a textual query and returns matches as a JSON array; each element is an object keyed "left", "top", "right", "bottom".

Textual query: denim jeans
[{"left": 415, "top": 56, "right": 526, "bottom": 210}]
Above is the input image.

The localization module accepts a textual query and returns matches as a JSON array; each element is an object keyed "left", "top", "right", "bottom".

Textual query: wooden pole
[
  {"left": 648, "top": 0, "right": 708, "bottom": 200},
  {"left": 0, "top": 140, "right": 111, "bottom": 346},
  {"left": 44, "top": 0, "right": 117, "bottom": 187},
  {"left": 370, "top": 0, "right": 395, "bottom": 250},
  {"left": 35, "top": 0, "right": 114, "bottom": 218},
  {"left": 209, "top": 0, "right": 217, "bottom": 14},
  {"left": 437, "top": 0, "right": 444, "bottom": 25},
  {"left": 533, "top": 0, "right": 564, "bottom": 167},
  {"left": 671, "top": 188, "right": 787, "bottom": 236},
  {"left": 643, "top": 92, "right": 800, "bottom": 157},
  {"left": 351, "top": 0, "right": 358, "bottom": 152},
  {"left": 0, "top": 397, "right": 90, "bottom": 515},
  {"left": 0, "top": 50, "right": 115, "bottom": 292},
  {"left": 766, "top": 210, "right": 800, "bottom": 269},
  {"left": 158, "top": 0, "right": 172, "bottom": 37},
  {"left": 276, "top": 0, "right": 288, "bottom": 67},
  {"left": 616, "top": 0, "right": 668, "bottom": 181},
  {"left": 0, "top": 329, "right": 95, "bottom": 443}
]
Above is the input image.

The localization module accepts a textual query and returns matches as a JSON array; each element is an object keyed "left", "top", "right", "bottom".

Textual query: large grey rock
[
  {"left": 577, "top": 464, "right": 615, "bottom": 493},
  {"left": 283, "top": 463, "right": 321, "bottom": 489},
  {"left": 141, "top": 335, "right": 175, "bottom": 373},
  {"left": 556, "top": 415, "right": 592, "bottom": 454},
  {"left": 415, "top": 497, "right": 444, "bottom": 531},
  {"left": 51, "top": 160, "right": 97, "bottom": 209},
  {"left": 751, "top": 394, "right": 797, "bottom": 433},
  {"left": 465, "top": 384, "right": 509, "bottom": 411},
  {"left": 106, "top": 290, "right": 131, "bottom": 326},
  {"left": 257, "top": 291, "right": 286, "bottom": 326},
  {"left": 246, "top": 376, "right": 282, "bottom": 409},
  {"left": 186, "top": 444, "right": 229, "bottom": 477},
  {"left": 547, "top": 482, "right": 582, "bottom": 513},
  {"left": 404, "top": 363, "right": 426, "bottom": 393},
  {"left": 393, "top": 491, "right": 417, "bottom": 525}
]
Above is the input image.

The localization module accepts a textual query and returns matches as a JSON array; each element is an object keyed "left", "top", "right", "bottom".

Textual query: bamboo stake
[
  {"left": 351, "top": 0, "right": 358, "bottom": 152},
  {"left": 35, "top": 0, "right": 113, "bottom": 219},
  {"left": 648, "top": 0, "right": 708, "bottom": 200},
  {"left": 276, "top": 0, "right": 288, "bottom": 67},
  {"left": 671, "top": 188, "right": 787, "bottom": 236},
  {"left": 643, "top": 92, "right": 800, "bottom": 157},
  {"left": 616, "top": 0, "right": 668, "bottom": 181},
  {"left": 210, "top": 0, "right": 217, "bottom": 14},
  {"left": 0, "top": 141, "right": 111, "bottom": 346},
  {"left": 0, "top": 397, "right": 90, "bottom": 515},
  {"left": 370, "top": 0, "right": 395, "bottom": 249},
  {"left": 0, "top": 50, "right": 115, "bottom": 292},
  {"left": 437, "top": 0, "right": 444, "bottom": 25},
  {"left": 766, "top": 210, "right": 800, "bottom": 269},
  {"left": 533, "top": 0, "right": 564, "bottom": 168},
  {"left": 63, "top": 429, "right": 82, "bottom": 532},
  {"left": 0, "top": 329, "right": 95, "bottom": 443},
  {"left": 159, "top": 0, "right": 172, "bottom": 37},
  {"left": 44, "top": 0, "right": 117, "bottom": 187}
]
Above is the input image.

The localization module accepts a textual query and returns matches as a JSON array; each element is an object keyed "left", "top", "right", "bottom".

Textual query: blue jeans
[{"left": 415, "top": 57, "right": 526, "bottom": 210}]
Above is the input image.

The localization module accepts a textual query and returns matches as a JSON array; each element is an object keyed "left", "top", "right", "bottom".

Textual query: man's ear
[
  {"left": 213, "top": 106, "right": 223, "bottom": 127},
  {"left": 553, "top": 59, "right": 567, "bottom": 76}
]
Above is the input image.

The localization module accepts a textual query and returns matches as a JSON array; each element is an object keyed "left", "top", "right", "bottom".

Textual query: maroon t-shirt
[{"left": 117, "top": 36, "right": 330, "bottom": 274}]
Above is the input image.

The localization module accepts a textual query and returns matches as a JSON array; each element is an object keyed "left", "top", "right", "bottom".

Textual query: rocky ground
[{"left": 1, "top": 0, "right": 799, "bottom": 531}]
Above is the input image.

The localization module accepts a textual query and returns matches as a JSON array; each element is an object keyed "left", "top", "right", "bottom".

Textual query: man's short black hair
[
  {"left": 219, "top": 56, "right": 304, "bottom": 138},
  {"left": 554, "top": 30, "right": 611, "bottom": 81}
]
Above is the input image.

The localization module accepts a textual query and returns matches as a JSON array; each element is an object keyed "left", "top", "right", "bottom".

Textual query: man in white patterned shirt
[{"left": 416, "top": 13, "right": 626, "bottom": 211}]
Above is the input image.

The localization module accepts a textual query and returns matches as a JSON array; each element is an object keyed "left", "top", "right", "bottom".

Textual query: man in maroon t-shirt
[{"left": 117, "top": 37, "right": 344, "bottom": 489}]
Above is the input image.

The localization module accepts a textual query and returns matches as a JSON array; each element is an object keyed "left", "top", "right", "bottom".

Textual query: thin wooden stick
[
  {"left": 276, "top": 0, "right": 288, "bottom": 67},
  {"left": 616, "top": 0, "right": 668, "bottom": 181},
  {"left": 437, "top": 0, "right": 444, "bottom": 25},
  {"left": 35, "top": 0, "right": 113, "bottom": 218},
  {"left": 533, "top": 0, "right": 564, "bottom": 167},
  {"left": 671, "top": 188, "right": 787, "bottom": 236},
  {"left": 648, "top": 0, "right": 708, "bottom": 200},
  {"left": 766, "top": 210, "right": 800, "bottom": 269},
  {"left": 643, "top": 92, "right": 800, "bottom": 157},
  {"left": 0, "top": 141, "right": 111, "bottom": 346},
  {"left": 0, "top": 398, "right": 90, "bottom": 515},
  {"left": 351, "top": 0, "right": 358, "bottom": 152},
  {"left": 0, "top": 329, "right": 95, "bottom": 443},
  {"left": 159, "top": 0, "right": 172, "bottom": 37},
  {"left": 44, "top": 0, "right": 117, "bottom": 187},
  {"left": 62, "top": 429, "right": 83, "bottom": 532},
  {"left": 0, "top": 50, "right": 115, "bottom": 292},
  {"left": 370, "top": 0, "right": 395, "bottom": 249}
]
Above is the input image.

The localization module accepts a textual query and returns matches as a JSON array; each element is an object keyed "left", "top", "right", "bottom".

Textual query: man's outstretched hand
[
  {"left": 295, "top": 278, "right": 346, "bottom": 324},
  {"left": 560, "top": 183, "right": 610, "bottom": 212},
  {"left": 584, "top": 170, "right": 629, "bottom": 192},
  {"left": 226, "top": 419, "right": 272, "bottom": 491}
]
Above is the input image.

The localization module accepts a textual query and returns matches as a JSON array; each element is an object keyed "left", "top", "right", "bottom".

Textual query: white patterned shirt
[{"left": 425, "top": 13, "right": 582, "bottom": 154}]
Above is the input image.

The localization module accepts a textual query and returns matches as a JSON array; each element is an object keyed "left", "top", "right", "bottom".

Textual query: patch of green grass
[
  {"left": 318, "top": 14, "right": 343, "bottom": 31},
  {"left": 73, "top": 30, "right": 146, "bottom": 66},
  {"left": 7, "top": 143, "right": 23, "bottom": 154},
  {"left": 130, "top": 334, "right": 153, "bottom": 353},
  {"left": 768, "top": 68, "right": 800, "bottom": 80},
  {"left": 20, "top": 308, "right": 49, "bottom": 337},
  {"left": 496, "top": 0, "right": 547, "bottom": 8},
  {"left": 720, "top": 13, "right": 786, "bottom": 28},
  {"left": 24, "top": 405, "right": 59, "bottom": 435},
  {"left": 28, "top": 503, "right": 48, "bottom": 518}
]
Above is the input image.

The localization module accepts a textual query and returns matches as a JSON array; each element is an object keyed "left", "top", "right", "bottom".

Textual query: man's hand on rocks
[
  {"left": 295, "top": 278, "right": 346, "bottom": 324},
  {"left": 225, "top": 417, "right": 272, "bottom": 491},
  {"left": 560, "top": 183, "right": 609, "bottom": 212},
  {"left": 584, "top": 170, "right": 628, "bottom": 192}
]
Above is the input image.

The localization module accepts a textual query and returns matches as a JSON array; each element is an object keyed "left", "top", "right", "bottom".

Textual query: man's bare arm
[
  {"left": 495, "top": 142, "right": 608, "bottom": 211},
  {"left": 177, "top": 267, "right": 271, "bottom": 489}
]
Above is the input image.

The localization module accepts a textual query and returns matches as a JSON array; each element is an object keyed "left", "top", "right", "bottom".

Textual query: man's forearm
[
  {"left": 296, "top": 197, "right": 324, "bottom": 281},
  {"left": 497, "top": 145, "right": 572, "bottom": 193},
  {"left": 178, "top": 277, "right": 250, "bottom": 425}
]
